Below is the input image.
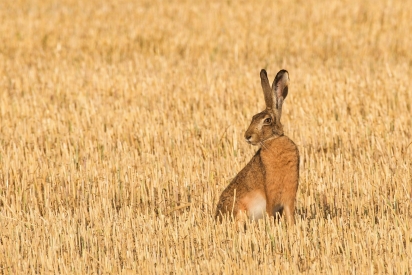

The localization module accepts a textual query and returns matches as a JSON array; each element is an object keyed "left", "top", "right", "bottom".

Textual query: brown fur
[{"left": 215, "top": 69, "right": 299, "bottom": 224}]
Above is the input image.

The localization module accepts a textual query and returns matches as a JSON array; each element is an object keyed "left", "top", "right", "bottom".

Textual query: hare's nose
[{"left": 245, "top": 135, "right": 252, "bottom": 141}]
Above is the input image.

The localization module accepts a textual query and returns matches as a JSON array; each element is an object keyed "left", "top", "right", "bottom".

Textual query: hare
[{"left": 215, "top": 69, "right": 299, "bottom": 225}]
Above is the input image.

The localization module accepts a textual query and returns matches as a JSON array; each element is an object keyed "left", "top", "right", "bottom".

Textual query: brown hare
[{"left": 215, "top": 69, "right": 299, "bottom": 225}]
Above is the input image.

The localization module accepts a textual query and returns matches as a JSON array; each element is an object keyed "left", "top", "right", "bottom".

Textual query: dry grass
[{"left": 1, "top": 0, "right": 412, "bottom": 274}]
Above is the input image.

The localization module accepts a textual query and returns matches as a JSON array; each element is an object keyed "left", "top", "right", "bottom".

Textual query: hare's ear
[
  {"left": 272, "top": 69, "right": 289, "bottom": 120},
  {"left": 260, "top": 69, "right": 275, "bottom": 110}
]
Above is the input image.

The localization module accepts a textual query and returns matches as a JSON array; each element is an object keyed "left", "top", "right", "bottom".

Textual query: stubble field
[{"left": 1, "top": 0, "right": 412, "bottom": 274}]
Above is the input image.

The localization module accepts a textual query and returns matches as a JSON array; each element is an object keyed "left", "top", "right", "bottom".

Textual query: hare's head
[{"left": 244, "top": 69, "right": 289, "bottom": 145}]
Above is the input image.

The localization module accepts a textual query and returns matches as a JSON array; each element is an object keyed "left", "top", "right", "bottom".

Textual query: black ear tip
[
  {"left": 260, "top": 69, "right": 268, "bottom": 78},
  {"left": 276, "top": 69, "right": 289, "bottom": 80}
]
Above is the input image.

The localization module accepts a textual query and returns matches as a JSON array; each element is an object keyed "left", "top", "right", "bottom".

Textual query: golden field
[{"left": 0, "top": 0, "right": 411, "bottom": 274}]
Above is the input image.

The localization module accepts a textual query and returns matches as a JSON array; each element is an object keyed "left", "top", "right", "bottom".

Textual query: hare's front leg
[
  {"left": 266, "top": 202, "right": 283, "bottom": 219},
  {"left": 283, "top": 199, "right": 296, "bottom": 225},
  {"left": 266, "top": 200, "right": 295, "bottom": 225}
]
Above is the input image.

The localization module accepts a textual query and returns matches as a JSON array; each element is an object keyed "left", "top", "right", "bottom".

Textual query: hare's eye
[{"left": 264, "top": 118, "right": 272, "bottom": 124}]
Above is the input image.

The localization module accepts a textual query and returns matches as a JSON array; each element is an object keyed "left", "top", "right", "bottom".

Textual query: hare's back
[{"left": 215, "top": 151, "right": 265, "bottom": 218}]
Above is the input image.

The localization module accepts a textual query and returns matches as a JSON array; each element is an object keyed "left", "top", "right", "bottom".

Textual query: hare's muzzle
[{"left": 244, "top": 133, "right": 258, "bottom": 145}]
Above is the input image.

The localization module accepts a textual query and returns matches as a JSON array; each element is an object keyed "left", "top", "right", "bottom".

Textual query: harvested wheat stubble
[{"left": 0, "top": 0, "right": 411, "bottom": 274}]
